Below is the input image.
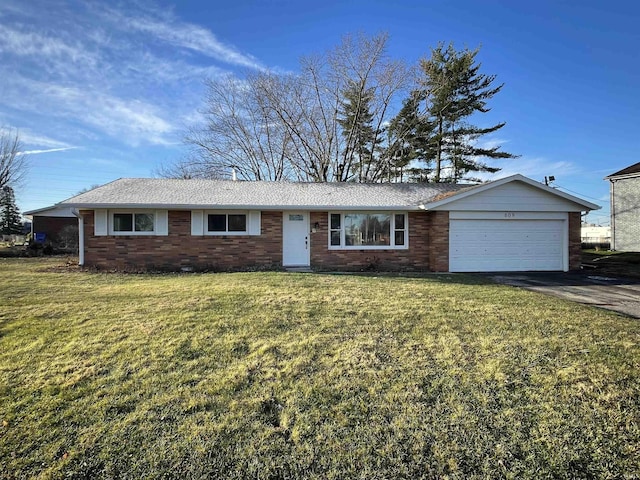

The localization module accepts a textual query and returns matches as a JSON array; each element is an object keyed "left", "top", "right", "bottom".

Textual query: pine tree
[
  {"left": 0, "top": 186, "right": 22, "bottom": 235},
  {"left": 337, "top": 80, "right": 384, "bottom": 182},
  {"left": 386, "top": 90, "right": 433, "bottom": 181},
  {"left": 389, "top": 43, "right": 517, "bottom": 183}
]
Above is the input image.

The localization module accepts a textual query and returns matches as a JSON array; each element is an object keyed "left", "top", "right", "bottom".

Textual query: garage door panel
[{"left": 449, "top": 219, "right": 565, "bottom": 272}]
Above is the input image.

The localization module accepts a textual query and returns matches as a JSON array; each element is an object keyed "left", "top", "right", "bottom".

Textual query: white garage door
[{"left": 449, "top": 219, "right": 566, "bottom": 272}]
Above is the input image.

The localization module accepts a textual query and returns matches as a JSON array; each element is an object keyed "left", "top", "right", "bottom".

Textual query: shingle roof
[
  {"left": 59, "top": 178, "right": 472, "bottom": 210},
  {"left": 605, "top": 162, "right": 640, "bottom": 179}
]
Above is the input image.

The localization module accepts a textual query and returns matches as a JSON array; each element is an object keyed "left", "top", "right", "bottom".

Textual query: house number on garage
[{"left": 504, "top": 212, "right": 516, "bottom": 218}]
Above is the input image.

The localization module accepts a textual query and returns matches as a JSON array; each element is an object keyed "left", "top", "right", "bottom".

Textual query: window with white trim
[
  {"left": 206, "top": 212, "right": 247, "bottom": 234},
  {"left": 112, "top": 212, "right": 155, "bottom": 233},
  {"left": 328, "top": 212, "right": 408, "bottom": 249}
]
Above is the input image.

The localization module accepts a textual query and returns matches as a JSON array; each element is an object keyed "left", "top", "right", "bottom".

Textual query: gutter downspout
[
  {"left": 610, "top": 180, "right": 616, "bottom": 251},
  {"left": 72, "top": 209, "right": 84, "bottom": 266}
]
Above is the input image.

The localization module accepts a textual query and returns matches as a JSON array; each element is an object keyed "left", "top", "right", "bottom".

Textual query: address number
[{"left": 504, "top": 212, "right": 516, "bottom": 218}]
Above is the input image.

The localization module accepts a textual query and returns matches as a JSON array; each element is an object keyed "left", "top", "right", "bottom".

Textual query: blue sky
[{"left": 2, "top": 0, "right": 638, "bottom": 225}]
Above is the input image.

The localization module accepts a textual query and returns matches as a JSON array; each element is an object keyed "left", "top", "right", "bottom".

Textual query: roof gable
[
  {"left": 605, "top": 162, "right": 640, "bottom": 180},
  {"left": 423, "top": 174, "right": 599, "bottom": 212}
]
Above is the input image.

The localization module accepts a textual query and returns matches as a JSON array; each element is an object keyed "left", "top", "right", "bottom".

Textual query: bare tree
[
  {"left": 331, "top": 33, "right": 410, "bottom": 182},
  {"left": 261, "top": 33, "right": 409, "bottom": 182},
  {"left": 0, "top": 127, "right": 28, "bottom": 190},
  {"left": 164, "top": 33, "right": 408, "bottom": 182},
  {"left": 166, "top": 74, "right": 298, "bottom": 181}
]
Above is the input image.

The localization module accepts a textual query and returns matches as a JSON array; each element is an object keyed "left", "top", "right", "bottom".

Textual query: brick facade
[
  {"left": 426, "top": 211, "right": 449, "bottom": 272},
  {"left": 568, "top": 211, "right": 582, "bottom": 271},
  {"left": 80, "top": 208, "right": 579, "bottom": 272},
  {"left": 309, "top": 211, "right": 444, "bottom": 271},
  {"left": 81, "top": 209, "right": 450, "bottom": 272},
  {"left": 81, "top": 210, "right": 283, "bottom": 271}
]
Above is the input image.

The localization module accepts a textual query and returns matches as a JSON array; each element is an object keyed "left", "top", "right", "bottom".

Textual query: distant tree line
[{"left": 161, "top": 34, "right": 517, "bottom": 183}]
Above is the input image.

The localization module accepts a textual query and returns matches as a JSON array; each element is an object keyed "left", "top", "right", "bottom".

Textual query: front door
[{"left": 283, "top": 212, "right": 310, "bottom": 266}]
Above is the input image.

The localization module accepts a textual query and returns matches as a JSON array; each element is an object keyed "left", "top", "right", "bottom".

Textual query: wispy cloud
[
  {"left": 0, "top": 24, "right": 98, "bottom": 67},
  {"left": 95, "top": 4, "right": 264, "bottom": 70},
  {"left": 14, "top": 128, "right": 74, "bottom": 149},
  {"left": 1, "top": 75, "right": 177, "bottom": 146},
  {"left": 0, "top": 0, "right": 265, "bottom": 148},
  {"left": 475, "top": 157, "right": 580, "bottom": 183},
  {"left": 19, "top": 146, "right": 78, "bottom": 155}
]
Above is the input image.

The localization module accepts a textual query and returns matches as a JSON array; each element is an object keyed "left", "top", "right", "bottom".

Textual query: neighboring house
[
  {"left": 605, "top": 162, "right": 640, "bottom": 251},
  {"left": 23, "top": 205, "right": 77, "bottom": 244},
  {"left": 42, "top": 174, "right": 598, "bottom": 273}
]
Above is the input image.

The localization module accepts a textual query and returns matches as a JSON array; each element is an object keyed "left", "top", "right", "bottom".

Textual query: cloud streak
[
  {"left": 475, "top": 157, "right": 580, "bottom": 183},
  {"left": 100, "top": 8, "right": 264, "bottom": 70},
  {"left": 19, "top": 146, "right": 78, "bottom": 155},
  {"left": 0, "top": 0, "right": 265, "bottom": 148}
]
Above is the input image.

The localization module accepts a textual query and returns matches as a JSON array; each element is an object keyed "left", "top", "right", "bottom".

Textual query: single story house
[
  {"left": 23, "top": 205, "right": 77, "bottom": 244},
  {"left": 44, "top": 174, "right": 598, "bottom": 272},
  {"left": 605, "top": 162, "right": 640, "bottom": 251}
]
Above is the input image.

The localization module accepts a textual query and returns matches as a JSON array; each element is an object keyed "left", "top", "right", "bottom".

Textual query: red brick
[{"left": 81, "top": 210, "right": 282, "bottom": 271}]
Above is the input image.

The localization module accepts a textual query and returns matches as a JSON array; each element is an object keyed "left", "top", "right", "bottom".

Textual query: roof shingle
[{"left": 60, "top": 178, "right": 472, "bottom": 210}]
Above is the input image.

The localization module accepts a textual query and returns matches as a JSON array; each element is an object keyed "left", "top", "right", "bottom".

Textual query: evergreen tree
[
  {"left": 337, "top": 80, "right": 385, "bottom": 182},
  {"left": 386, "top": 90, "right": 433, "bottom": 181},
  {"left": 0, "top": 186, "right": 22, "bottom": 235},
  {"left": 389, "top": 43, "right": 517, "bottom": 182}
]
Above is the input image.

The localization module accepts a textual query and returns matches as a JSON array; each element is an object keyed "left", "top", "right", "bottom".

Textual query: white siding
[{"left": 435, "top": 182, "right": 587, "bottom": 212}]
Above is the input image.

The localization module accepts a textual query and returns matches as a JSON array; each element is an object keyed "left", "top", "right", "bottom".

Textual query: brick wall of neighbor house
[
  {"left": 309, "top": 211, "right": 448, "bottom": 271},
  {"left": 569, "top": 212, "right": 582, "bottom": 270},
  {"left": 32, "top": 216, "right": 77, "bottom": 243},
  {"left": 81, "top": 210, "right": 283, "bottom": 271},
  {"left": 612, "top": 177, "right": 640, "bottom": 251}
]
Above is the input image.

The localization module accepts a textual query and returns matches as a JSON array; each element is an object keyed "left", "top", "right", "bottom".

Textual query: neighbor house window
[
  {"left": 113, "top": 212, "right": 155, "bottom": 233},
  {"left": 207, "top": 213, "right": 247, "bottom": 234},
  {"left": 329, "top": 212, "right": 408, "bottom": 249}
]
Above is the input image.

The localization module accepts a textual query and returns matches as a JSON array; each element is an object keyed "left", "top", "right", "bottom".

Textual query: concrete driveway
[{"left": 486, "top": 272, "right": 640, "bottom": 319}]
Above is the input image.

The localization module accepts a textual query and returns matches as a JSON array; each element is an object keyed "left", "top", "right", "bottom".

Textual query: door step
[{"left": 285, "top": 266, "right": 313, "bottom": 273}]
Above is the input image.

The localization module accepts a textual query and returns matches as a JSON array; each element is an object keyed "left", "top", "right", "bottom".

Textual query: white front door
[{"left": 283, "top": 211, "right": 310, "bottom": 266}]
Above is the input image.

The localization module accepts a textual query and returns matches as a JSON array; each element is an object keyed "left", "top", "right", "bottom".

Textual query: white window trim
[
  {"left": 109, "top": 211, "right": 156, "bottom": 236},
  {"left": 204, "top": 210, "right": 249, "bottom": 236},
  {"left": 328, "top": 211, "right": 409, "bottom": 250}
]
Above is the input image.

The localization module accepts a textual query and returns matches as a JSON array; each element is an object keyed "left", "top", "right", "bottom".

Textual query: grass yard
[
  {"left": 1, "top": 258, "right": 639, "bottom": 479},
  {"left": 583, "top": 250, "right": 640, "bottom": 279}
]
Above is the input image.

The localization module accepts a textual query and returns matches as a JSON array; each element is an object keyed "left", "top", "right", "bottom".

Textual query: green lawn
[{"left": 1, "top": 258, "right": 639, "bottom": 479}]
